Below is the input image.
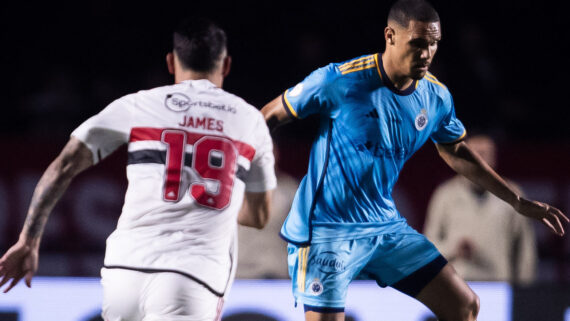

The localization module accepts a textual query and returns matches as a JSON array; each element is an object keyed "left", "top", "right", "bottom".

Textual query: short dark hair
[
  {"left": 387, "top": 0, "right": 439, "bottom": 28},
  {"left": 173, "top": 18, "right": 227, "bottom": 72}
]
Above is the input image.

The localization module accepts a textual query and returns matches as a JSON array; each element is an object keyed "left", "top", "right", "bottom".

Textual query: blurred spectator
[
  {"left": 424, "top": 135, "right": 537, "bottom": 283},
  {"left": 237, "top": 143, "right": 298, "bottom": 279}
]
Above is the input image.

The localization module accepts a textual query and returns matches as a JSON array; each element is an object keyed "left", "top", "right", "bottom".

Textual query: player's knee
[
  {"left": 470, "top": 292, "right": 480, "bottom": 319},
  {"left": 441, "top": 290, "right": 479, "bottom": 321},
  {"left": 459, "top": 291, "right": 479, "bottom": 321}
]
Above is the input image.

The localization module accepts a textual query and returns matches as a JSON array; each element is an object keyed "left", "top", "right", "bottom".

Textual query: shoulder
[
  {"left": 302, "top": 62, "right": 339, "bottom": 87},
  {"left": 302, "top": 54, "right": 379, "bottom": 95},
  {"left": 334, "top": 54, "right": 379, "bottom": 76},
  {"left": 100, "top": 92, "right": 139, "bottom": 112},
  {"left": 309, "top": 53, "right": 380, "bottom": 82},
  {"left": 219, "top": 88, "right": 262, "bottom": 117},
  {"left": 433, "top": 176, "right": 467, "bottom": 195},
  {"left": 419, "top": 72, "right": 451, "bottom": 99},
  {"left": 119, "top": 84, "right": 175, "bottom": 107},
  {"left": 417, "top": 72, "right": 455, "bottom": 115},
  {"left": 213, "top": 89, "right": 269, "bottom": 136},
  {"left": 134, "top": 83, "right": 176, "bottom": 97}
]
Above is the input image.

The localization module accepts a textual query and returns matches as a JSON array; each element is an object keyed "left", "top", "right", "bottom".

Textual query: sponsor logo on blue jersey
[{"left": 309, "top": 251, "right": 346, "bottom": 273}]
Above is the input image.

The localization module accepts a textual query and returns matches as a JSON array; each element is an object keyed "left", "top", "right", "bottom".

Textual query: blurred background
[{"left": 0, "top": 0, "right": 568, "bottom": 318}]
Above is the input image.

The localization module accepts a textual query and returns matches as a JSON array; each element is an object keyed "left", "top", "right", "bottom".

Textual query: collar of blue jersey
[{"left": 377, "top": 53, "right": 417, "bottom": 96}]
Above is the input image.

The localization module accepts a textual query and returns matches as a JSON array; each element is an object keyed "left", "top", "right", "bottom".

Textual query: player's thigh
[
  {"left": 361, "top": 228, "right": 445, "bottom": 294},
  {"left": 288, "top": 240, "right": 374, "bottom": 311},
  {"left": 143, "top": 272, "right": 223, "bottom": 321},
  {"left": 415, "top": 264, "right": 479, "bottom": 321},
  {"left": 101, "top": 268, "right": 144, "bottom": 321}
]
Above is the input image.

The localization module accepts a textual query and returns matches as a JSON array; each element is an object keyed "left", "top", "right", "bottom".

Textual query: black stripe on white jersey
[{"left": 127, "top": 150, "right": 247, "bottom": 181}]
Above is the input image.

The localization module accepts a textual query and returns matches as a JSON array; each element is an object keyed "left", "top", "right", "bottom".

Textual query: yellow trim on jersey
[
  {"left": 441, "top": 129, "right": 467, "bottom": 144},
  {"left": 338, "top": 58, "right": 375, "bottom": 71},
  {"left": 374, "top": 53, "right": 382, "bottom": 80},
  {"left": 341, "top": 64, "right": 377, "bottom": 75},
  {"left": 424, "top": 76, "right": 446, "bottom": 88},
  {"left": 338, "top": 56, "right": 375, "bottom": 70},
  {"left": 339, "top": 60, "right": 375, "bottom": 73},
  {"left": 457, "top": 129, "right": 467, "bottom": 141},
  {"left": 298, "top": 246, "right": 310, "bottom": 292},
  {"left": 283, "top": 89, "right": 299, "bottom": 118}
]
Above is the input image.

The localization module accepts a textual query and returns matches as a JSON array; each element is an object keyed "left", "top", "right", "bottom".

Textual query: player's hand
[
  {"left": 515, "top": 197, "right": 569, "bottom": 236},
  {"left": 0, "top": 238, "right": 39, "bottom": 293}
]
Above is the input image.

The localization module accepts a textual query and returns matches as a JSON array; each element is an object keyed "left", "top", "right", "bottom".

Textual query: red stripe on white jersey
[
  {"left": 129, "top": 127, "right": 256, "bottom": 161},
  {"left": 214, "top": 297, "right": 225, "bottom": 321}
]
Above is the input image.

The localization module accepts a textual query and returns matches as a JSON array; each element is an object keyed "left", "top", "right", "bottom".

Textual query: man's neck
[
  {"left": 174, "top": 70, "right": 223, "bottom": 88},
  {"left": 381, "top": 52, "right": 414, "bottom": 90}
]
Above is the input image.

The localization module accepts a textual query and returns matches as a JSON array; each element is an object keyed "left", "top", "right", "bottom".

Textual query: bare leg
[
  {"left": 415, "top": 263, "right": 480, "bottom": 321},
  {"left": 305, "top": 311, "right": 345, "bottom": 321}
]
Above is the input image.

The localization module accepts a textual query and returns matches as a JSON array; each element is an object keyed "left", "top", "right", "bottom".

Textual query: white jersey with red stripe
[{"left": 71, "top": 79, "right": 276, "bottom": 295}]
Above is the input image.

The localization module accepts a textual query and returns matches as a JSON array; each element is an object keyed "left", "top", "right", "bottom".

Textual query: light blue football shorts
[{"left": 287, "top": 224, "right": 447, "bottom": 311}]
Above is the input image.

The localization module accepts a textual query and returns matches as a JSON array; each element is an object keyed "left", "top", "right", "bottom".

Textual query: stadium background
[{"left": 0, "top": 1, "right": 568, "bottom": 320}]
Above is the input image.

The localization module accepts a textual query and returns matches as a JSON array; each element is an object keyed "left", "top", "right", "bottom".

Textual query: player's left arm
[
  {"left": 436, "top": 141, "right": 569, "bottom": 236},
  {"left": 238, "top": 110, "right": 276, "bottom": 229}
]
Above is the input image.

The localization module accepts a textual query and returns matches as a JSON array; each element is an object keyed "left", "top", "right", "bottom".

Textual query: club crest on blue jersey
[
  {"left": 308, "top": 279, "right": 324, "bottom": 296},
  {"left": 415, "top": 108, "right": 428, "bottom": 131},
  {"left": 165, "top": 93, "right": 191, "bottom": 112}
]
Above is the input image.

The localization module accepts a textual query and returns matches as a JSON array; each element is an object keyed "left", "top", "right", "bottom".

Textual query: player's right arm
[
  {"left": 0, "top": 137, "right": 94, "bottom": 293},
  {"left": 261, "top": 95, "right": 293, "bottom": 131},
  {"left": 0, "top": 94, "right": 131, "bottom": 293},
  {"left": 237, "top": 191, "right": 272, "bottom": 229},
  {"left": 261, "top": 65, "right": 337, "bottom": 130}
]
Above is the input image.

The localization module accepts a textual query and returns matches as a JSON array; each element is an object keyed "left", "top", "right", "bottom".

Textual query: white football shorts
[{"left": 101, "top": 268, "right": 224, "bottom": 321}]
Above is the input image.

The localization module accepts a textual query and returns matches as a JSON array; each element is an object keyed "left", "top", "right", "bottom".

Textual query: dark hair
[
  {"left": 173, "top": 18, "right": 227, "bottom": 72},
  {"left": 387, "top": 0, "right": 439, "bottom": 27}
]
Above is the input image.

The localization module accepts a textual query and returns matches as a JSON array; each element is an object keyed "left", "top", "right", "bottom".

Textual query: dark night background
[
  {"left": 0, "top": 0, "right": 569, "bottom": 282},
  {"left": 1, "top": 0, "right": 568, "bottom": 142}
]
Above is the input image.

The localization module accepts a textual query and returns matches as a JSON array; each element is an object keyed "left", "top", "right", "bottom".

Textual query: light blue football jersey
[{"left": 281, "top": 53, "right": 466, "bottom": 245}]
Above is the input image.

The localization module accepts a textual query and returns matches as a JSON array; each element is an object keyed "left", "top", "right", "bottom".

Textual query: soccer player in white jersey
[{"left": 0, "top": 18, "right": 276, "bottom": 321}]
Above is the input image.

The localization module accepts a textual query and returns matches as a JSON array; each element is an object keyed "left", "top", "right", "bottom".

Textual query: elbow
[
  {"left": 237, "top": 207, "right": 270, "bottom": 229},
  {"left": 240, "top": 191, "right": 271, "bottom": 229},
  {"left": 48, "top": 156, "right": 75, "bottom": 182},
  {"left": 266, "top": 114, "right": 280, "bottom": 132},
  {"left": 252, "top": 209, "right": 270, "bottom": 229},
  {"left": 57, "top": 155, "right": 86, "bottom": 181}
]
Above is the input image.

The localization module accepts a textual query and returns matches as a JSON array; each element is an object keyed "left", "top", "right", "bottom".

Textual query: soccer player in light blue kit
[{"left": 262, "top": 0, "right": 569, "bottom": 320}]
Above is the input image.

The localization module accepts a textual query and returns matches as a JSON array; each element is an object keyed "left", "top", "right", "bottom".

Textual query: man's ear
[
  {"left": 222, "top": 55, "right": 232, "bottom": 78},
  {"left": 166, "top": 52, "right": 175, "bottom": 75},
  {"left": 385, "top": 26, "right": 396, "bottom": 45}
]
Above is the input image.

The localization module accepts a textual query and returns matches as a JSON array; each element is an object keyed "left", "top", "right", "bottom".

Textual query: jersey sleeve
[
  {"left": 71, "top": 94, "right": 135, "bottom": 164},
  {"left": 242, "top": 112, "right": 277, "bottom": 192},
  {"left": 281, "top": 65, "right": 336, "bottom": 119},
  {"left": 430, "top": 92, "right": 467, "bottom": 144}
]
